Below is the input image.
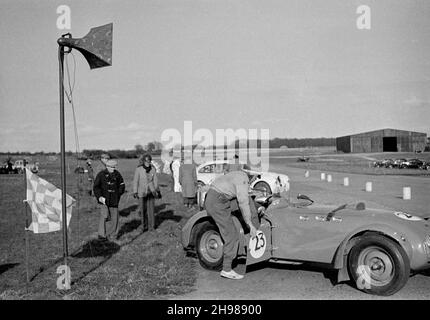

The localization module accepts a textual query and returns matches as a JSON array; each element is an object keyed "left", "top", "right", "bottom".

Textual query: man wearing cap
[
  {"left": 86, "top": 159, "right": 94, "bottom": 196},
  {"left": 205, "top": 170, "right": 258, "bottom": 280},
  {"left": 93, "top": 159, "right": 125, "bottom": 240}
]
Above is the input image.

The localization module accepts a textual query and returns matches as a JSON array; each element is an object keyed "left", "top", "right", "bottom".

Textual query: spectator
[
  {"left": 93, "top": 159, "right": 125, "bottom": 241},
  {"left": 133, "top": 154, "right": 160, "bottom": 231},
  {"left": 179, "top": 160, "right": 198, "bottom": 210},
  {"left": 86, "top": 159, "right": 94, "bottom": 196},
  {"left": 171, "top": 157, "right": 182, "bottom": 193}
]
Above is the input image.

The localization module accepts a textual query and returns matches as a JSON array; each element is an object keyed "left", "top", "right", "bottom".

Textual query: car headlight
[{"left": 423, "top": 235, "right": 430, "bottom": 260}]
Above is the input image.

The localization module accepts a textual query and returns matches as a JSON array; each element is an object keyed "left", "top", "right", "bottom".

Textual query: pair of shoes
[{"left": 220, "top": 270, "right": 244, "bottom": 280}]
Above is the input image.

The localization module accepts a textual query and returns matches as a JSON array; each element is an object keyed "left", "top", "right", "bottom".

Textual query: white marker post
[
  {"left": 327, "top": 174, "right": 332, "bottom": 182},
  {"left": 343, "top": 177, "right": 349, "bottom": 186},
  {"left": 403, "top": 187, "right": 411, "bottom": 200},
  {"left": 365, "top": 182, "right": 372, "bottom": 192},
  {"left": 321, "top": 173, "right": 326, "bottom": 181}
]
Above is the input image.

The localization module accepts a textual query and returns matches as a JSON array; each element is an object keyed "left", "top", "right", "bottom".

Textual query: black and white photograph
[{"left": 1, "top": 0, "right": 430, "bottom": 307}]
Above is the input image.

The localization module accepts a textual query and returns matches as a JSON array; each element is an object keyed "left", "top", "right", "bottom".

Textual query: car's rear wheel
[
  {"left": 253, "top": 181, "right": 272, "bottom": 196},
  {"left": 348, "top": 234, "right": 410, "bottom": 296},
  {"left": 195, "top": 221, "right": 223, "bottom": 270}
]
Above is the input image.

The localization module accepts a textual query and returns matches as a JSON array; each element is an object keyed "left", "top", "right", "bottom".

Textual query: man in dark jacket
[{"left": 93, "top": 159, "right": 125, "bottom": 240}]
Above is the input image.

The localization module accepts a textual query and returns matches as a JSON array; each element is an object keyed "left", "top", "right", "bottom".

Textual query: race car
[
  {"left": 182, "top": 193, "right": 430, "bottom": 296},
  {"left": 195, "top": 160, "right": 289, "bottom": 195}
]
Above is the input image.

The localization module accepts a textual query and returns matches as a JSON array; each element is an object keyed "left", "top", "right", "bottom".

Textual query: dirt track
[{"left": 175, "top": 165, "right": 430, "bottom": 300}]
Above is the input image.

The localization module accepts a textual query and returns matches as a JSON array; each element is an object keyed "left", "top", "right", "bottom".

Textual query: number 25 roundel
[{"left": 249, "top": 230, "right": 267, "bottom": 259}]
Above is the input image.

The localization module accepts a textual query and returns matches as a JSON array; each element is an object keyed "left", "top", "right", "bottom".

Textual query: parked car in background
[
  {"left": 196, "top": 159, "right": 289, "bottom": 195},
  {"left": 13, "top": 160, "right": 39, "bottom": 173},
  {"left": 420, "top": 161, "right": 430, "bottom": 170},
  {"left": 393, "top": 158, "right": 407, "bottom": 169},
  {"left": 381, "top": 159, "right": 394, "bottom": 168},
  {"left": 401, "top": 159, "right": 424, "bottom": 169},
  {"left": 373, "top": 159, "right": 393, "bottom": 168}
]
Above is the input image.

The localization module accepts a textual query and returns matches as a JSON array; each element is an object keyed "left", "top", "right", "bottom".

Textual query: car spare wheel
[
  {"left": 347, "top": 234, "right": 410, "bottom": 296},
  {"left": 195, "top": 221, "right": 223, "bottom": 270}
]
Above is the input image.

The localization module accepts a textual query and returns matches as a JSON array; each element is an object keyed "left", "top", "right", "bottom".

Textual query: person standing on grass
[
  {"left": 86, "top": 159, "right": 94, "bottom": 196},
  {"left": 179, "top": 160, "right": 198, "bottom": 210},
  {"left": 93, "top": 159, "right": 125, "bottom": 240},
  {"left": 171, "top": 157, "right": 182, "bottom": 193},
  {"left": 205, "top": 170, "right": 258, "bottom": 280},
  {"left": 133, "top": 154, "right": 159, "bottom": 231}
]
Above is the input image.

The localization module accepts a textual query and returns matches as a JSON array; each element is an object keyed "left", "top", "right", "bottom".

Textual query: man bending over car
[{"left": 205, "top": 170, "right": 258, "bottom": 280}]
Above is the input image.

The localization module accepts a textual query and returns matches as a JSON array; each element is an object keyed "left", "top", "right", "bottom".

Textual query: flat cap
[{"left": 106, "top": 159, "right": 117, "bottom": 168}]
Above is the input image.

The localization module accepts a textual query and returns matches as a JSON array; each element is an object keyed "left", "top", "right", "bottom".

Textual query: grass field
[{"left": 0, "top": 157, "right": 196, "bottom": 300}]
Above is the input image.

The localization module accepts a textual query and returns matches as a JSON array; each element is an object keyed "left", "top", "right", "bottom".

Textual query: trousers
[
  {"left": 139, "top": 195, "right": 155, "bottom": 231},
  {"left": 205, "top": 188, "right": 239, "bottom": 271},
  {"left": 98, "top": 206, "right": 119, "bottom": 238}
]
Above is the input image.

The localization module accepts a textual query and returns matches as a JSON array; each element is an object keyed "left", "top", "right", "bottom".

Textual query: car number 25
[{"left": 249, "top": 230, "right": 267, "bottom": 259}]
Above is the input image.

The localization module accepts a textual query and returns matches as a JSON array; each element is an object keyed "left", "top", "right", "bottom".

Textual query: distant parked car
[
  {"left": 401, "top": 159, "right": 424, "bottom": 169},
  {"left": 373, "top": 159, "right": 392, "bottom": 168},
  {"left": 13, "top": 160, "right": 39, "bottom": 173},
  {"left": 381, "top": 159, "right": 394, "bottom": 168},
  {"left": 420, "top": 161, "right": 430, "bottom": 170},
  {"left": 393, "top": 158, "right": 407, "bottom": 169}
]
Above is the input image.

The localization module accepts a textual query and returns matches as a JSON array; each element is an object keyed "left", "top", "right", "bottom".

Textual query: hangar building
[{"left": 336, "top": 128, "right": 427, "bottom": 153}]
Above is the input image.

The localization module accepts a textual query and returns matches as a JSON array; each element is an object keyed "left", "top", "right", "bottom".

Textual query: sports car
[
  {"left": 196, "top": 160, "right": 289, "bottom": 195},
  {"left": 182, "top": 192, "right": 430, "bottom": 296}
]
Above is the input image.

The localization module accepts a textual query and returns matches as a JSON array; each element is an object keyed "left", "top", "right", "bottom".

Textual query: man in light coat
[{"left": 133, "top": 154, "right": 159, "bottom": 231}]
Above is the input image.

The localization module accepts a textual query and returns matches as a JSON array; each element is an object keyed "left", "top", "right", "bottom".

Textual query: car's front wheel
[
  {"left": 195, "top": 221, "right": 223, "bottom": 270},
  {"left": 348, "top": 234, "right": 410, "bottom": 296}
]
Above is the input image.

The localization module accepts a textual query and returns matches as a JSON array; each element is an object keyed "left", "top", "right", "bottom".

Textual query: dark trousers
[
  {"left": 139, "top": 195, "right": 155, "bottom": 231},
  {"left": 205, "top": 188, "right": 239, "bottom": 272},
  {"left": 98, "top": 206, "right": 119, "bottom": 238}
]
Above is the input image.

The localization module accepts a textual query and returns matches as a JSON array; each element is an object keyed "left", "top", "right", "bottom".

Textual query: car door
[
  {"left": 245, "top": 217, "right": 273, "bottom": 266},
  {"left": 270, "top": 206, "right": 357, "bottom": 264}
]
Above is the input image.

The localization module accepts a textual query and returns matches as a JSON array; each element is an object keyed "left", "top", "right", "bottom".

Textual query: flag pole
[
  {"left": 58, "top": 45, "right": 69, "bottom": 268},
  {"left": 23, "top": 165, "right": 30, "bottom": 292}
]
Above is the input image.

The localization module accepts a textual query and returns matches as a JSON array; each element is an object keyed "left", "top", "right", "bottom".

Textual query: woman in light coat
[
  {"left": 133, "top": 154, "right": 159, "bottom": 231},
  {"left": 171, "top": 158, "right": 182, "bottom": 193}
]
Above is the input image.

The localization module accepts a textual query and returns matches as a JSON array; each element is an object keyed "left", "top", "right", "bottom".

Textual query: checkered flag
[{"left": 25, "top": 169, "right": 75, "bottom": 233}]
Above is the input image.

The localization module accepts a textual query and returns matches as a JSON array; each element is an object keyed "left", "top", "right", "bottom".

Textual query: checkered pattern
[{"left": 25, "top": 169, "right": 75, "bottom": 233}]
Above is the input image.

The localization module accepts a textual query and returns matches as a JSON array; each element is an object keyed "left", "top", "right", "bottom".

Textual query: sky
[{"left": 1, "top": 0, "right": 429, "bottom": 152}]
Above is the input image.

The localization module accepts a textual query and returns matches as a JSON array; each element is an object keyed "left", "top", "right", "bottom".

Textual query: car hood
[{"left": 268, "top": 201, "right": 430, "bottom": 234}]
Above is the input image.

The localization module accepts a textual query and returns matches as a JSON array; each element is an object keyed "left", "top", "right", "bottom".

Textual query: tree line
[{"left": 0, "top": 138, "right": 337, "bottom": 159}]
